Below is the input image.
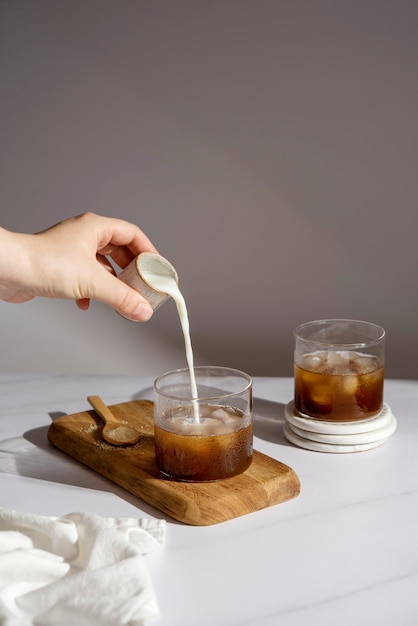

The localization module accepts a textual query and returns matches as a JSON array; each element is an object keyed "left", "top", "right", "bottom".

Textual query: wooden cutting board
[{"left": 48, "top": 399, "right": 300, "bottom": 526}]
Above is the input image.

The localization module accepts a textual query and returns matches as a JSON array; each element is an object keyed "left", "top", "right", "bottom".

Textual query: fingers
[
  {"left": 26, "top": 213, "right": 159, "bottom": 320},
  {"left": 94, "top": 270, "right": 154, "bottom": 321},
  {"left": 91, "top": 213, "right": 159, "bottom": 259},
  {"left": 76, "top": 298, "right": 91, "bottom": 311},
  {"left": 98, "top": 245, "right": 136, "bottom": 271},
  {"left": 39, "top": 213, "right": 158, "bottom": 267},
  {"left": 79, "top": 212, "right": 159, "bottom": 271},
  {"left": 96, "top": 254, "right": 117, "bottom": 275}
]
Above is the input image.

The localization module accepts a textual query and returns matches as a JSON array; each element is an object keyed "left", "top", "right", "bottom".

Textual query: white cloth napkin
[{"left": 0, "top": 509, "right": 165, "bottom": 626}]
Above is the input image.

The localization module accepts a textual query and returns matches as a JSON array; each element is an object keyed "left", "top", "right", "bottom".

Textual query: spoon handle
[{"left": 87, "top": 395, "right": 116, "bottom": 424}]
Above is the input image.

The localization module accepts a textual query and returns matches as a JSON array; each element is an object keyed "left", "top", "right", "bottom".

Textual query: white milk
[{"left": 140, "top": 264, "right": 200, "bottom": 423}]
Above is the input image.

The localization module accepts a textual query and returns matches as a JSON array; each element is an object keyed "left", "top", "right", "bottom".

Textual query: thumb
[{"left": 96, "top": 271, "right": 154, "bottom": 321}]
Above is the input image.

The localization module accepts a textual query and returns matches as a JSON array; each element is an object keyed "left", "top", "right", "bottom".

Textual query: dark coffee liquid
[
  {"left": 154, "top": 404, "right": 253, "bottom": 481},
  {"left": 294, "top": 351, "right": 384, "bottom": 421}
]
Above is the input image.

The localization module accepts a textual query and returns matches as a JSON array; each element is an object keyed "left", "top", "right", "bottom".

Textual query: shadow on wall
[
  {"left": 191, "top": 331, "right": 294, "bottom": 378},
  {"left": 0, "top": 299, "right": 185, "bottom": 377},
  {"left": 0, "top": 296, "right": 415, "bottom": 380},
  {"left": 1, "top": 1, "right": 418, "bottom": 380}
]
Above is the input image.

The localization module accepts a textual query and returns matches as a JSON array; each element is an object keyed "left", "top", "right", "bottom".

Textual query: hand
[{"left": 0, "top": 212, "right": 159, "bottom": 321}]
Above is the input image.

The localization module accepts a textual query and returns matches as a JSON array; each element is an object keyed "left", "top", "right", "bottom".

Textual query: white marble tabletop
[{"left": 1, "top": 373, "right": 417, "bottom": 625}]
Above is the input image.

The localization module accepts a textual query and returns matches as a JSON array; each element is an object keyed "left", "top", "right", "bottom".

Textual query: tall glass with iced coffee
[{"left": 294, "top": 319, "right": 385, "bottom": 422}]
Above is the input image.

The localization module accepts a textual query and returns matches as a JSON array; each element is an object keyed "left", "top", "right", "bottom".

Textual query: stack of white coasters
[{"left": 284, "top": 401, "right": 397, "bottom": 453}]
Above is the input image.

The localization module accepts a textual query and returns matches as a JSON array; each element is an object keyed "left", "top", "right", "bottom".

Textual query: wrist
[{"left": 0, "top": 227, "right": 36, "bottom": 291}]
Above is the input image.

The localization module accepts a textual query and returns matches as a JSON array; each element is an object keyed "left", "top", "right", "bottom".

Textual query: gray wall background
[{"left": 1, "top": 0, "right": 417, "bottom": 379}]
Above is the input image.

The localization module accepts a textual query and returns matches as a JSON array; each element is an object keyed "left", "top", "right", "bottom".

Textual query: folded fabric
[{"left": 0, "top": 509, "right": 165, "bottom": 626}]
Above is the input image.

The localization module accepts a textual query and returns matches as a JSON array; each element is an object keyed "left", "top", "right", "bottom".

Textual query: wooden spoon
[{"left": 87, "top": 395, "right": 142, "bottom": 446}]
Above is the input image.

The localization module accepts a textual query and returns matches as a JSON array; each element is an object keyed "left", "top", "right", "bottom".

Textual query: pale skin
[{"left": 0, "top": 212, "right": 158, "bottom": 321}]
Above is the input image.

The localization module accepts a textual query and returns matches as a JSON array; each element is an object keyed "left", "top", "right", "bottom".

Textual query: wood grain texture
[{"left": 47, "top": 399, "right": 300, "bottom": 525}]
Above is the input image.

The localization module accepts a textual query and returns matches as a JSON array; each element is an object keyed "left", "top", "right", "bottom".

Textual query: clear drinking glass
[
  {"left": 153, "top": 366, "right": 253, "bottom": 481},
  {"left": 294, "top": 319, "right": 385, "bottom": 422}
]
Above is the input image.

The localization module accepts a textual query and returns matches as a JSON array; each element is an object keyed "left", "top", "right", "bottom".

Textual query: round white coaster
[
  {"left": 285, "top": 401, "right": 393, "bottom": 435},
  {"left": 287, "top": 413, "right": 397, "bottom": 445},
  {"left": 283, "top": 423, "right": 392, "bottom": 453}
]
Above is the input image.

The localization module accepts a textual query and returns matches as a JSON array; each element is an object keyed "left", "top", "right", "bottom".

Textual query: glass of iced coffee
[
  {"left": 153, "top": 366, "right": 253, "bottom": 481},
  {"left": 294, "top": 319, "right": 385, "bottom": 422}
]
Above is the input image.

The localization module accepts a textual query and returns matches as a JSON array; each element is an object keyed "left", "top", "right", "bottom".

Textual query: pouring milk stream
[
  {"left": 138, "top": 257, "right": 200, "bottom": 423},
  {"left": 119, "top": 251, "right": 255, "bottom": 484}
]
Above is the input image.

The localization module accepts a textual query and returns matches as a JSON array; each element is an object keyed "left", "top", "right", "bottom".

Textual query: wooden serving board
[{"left": 48, "top": 399, "right": 300, "bottom": 526}]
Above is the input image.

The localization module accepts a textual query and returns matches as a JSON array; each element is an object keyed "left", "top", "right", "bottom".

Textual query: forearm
[{"left": 0, "top": 227, "right": 37, "bottom": 303}]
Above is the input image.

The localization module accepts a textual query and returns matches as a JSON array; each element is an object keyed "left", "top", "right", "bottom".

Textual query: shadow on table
[
  {"left": 253, "top": 397, "right": 290, "bottom": 446},
  {"left": 0, "top": 422, "right": 166, "bottom": 521},
  {"left": 1, "top": 386, "right": 291, "bottom": 519},
  {"left": 1, "top": 383, "right": 163, "bottom": 517}
]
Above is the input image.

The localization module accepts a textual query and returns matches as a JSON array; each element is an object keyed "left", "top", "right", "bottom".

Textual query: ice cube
[
  {"left": 211, "top": 407, "right": 230, "bottom": 421},
  {"left": 327, "top": 350, "right": 348, "bottom": 366},
  {"left": 310, "top": 384, "right": 332, "bottom": 409},
  {"left": 167, "top": 415, "right": 194, "bottom": 432},
  {"left": 351, "top": 353, "right": 377, "bottom": 375},
  {"left": 187, "top": 421, "right": 210, "bottom": 436},
  {"left": 326, "top": 350, "right": 352, "bottom": 374},
  {"left": 303, "top": 352, "right": 327, "bottom": 372},
  {"left": 342, "top": 375, "right": 359, "bottom": 394}
]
